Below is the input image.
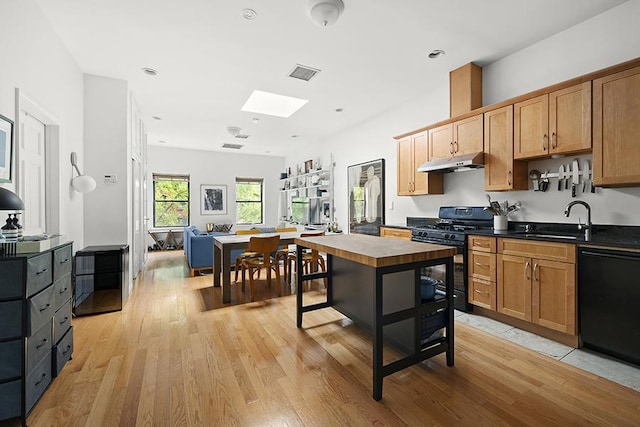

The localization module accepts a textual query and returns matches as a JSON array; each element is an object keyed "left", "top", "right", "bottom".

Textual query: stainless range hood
[{"left": 417, "top": 151, "right": 484, "bottom": 173}]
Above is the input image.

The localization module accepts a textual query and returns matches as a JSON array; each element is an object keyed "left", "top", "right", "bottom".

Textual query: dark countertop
[{"left": 469, "top": 222, "right": 640, "bottom": 250}]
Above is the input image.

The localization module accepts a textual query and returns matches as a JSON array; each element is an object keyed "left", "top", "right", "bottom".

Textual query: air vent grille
[
  {"left": 288, "top": 64, "right": 321, "bottom": 81},
  {"left": 222, "top": 143, "right": 243, "bottom": 149},
  {"left": 235, "top": 134, "right": 250, "bottom": 139}
]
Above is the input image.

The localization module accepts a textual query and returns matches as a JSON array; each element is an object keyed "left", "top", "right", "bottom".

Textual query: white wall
[
  {"left": 146, "top": 145, "right": 285, "bottom": 238},
  {"left": 287, "top": 0, "right": 640, "bottom": 228},
  {"left": 0, "top": 1, "right": 85, "bottom": 247},
  {"left": 83, "top": 75, "right": 130, "bottom": 246}
]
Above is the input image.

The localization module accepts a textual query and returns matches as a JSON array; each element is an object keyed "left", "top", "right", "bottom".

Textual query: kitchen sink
[{"left": 515, "top": 232, "right": 578, "bottom": 240}]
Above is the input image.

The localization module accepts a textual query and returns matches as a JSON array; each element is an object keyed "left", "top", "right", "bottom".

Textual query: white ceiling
[{"left": 35, "top": 0, "right": 626, "bottom": 157}]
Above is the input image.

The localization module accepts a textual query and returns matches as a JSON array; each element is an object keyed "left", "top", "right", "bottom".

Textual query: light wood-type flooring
[{"left": 26, "top": 251, "right": 640, "bottom": 426}]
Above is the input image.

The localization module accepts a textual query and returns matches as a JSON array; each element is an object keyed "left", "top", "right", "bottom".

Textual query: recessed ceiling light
[
  {"left": 141, "top": 67, "right": 158, "bottom": 76},
  {"left": 428, "top": 49, "right": 445, "bottom": 59},
  {"left": 252, "top": 117, "right": 260, "bottom": 124},
  {"left": 242, "top": 8, "right": 257, "bottom": 20},
  {"left": 241, "top": 90, "right": 309, "bottom": 118},
  {"left": 152, "top": 116, "right": 162, "bottom": 120},
  {"left": 335, "top": 108, "right": 344, "bottom": 112}
]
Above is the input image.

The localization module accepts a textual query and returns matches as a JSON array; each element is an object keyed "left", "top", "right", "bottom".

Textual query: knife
[
  {"left": 565, "top": 164, "right": 569, "bottom": 189},
  {"left": 558, "top": 165, "right": 564, "bottom": 191},
  {"left": 572, "top": 159, "right": 579, "bottom": 197},
  {"left": 582, "top": 159, "right": 590, "bottom": 193}
]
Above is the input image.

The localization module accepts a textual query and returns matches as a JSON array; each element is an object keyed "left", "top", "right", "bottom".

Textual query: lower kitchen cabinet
[
  {"left": 497, "top": 238, "right": 576, "bottom": 335},
  {"left": 467, "top": 235, "right": 497, "bottom": 310},
  {"left": 0, "top": 242, "right": 74, "bottom": 425},
  {"left": 379, "top": 226, "right": 411, "bottom": 240}
]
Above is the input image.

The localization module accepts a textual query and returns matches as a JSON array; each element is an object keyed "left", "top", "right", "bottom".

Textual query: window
[
  {"left": 236, "top": 177, "right": 263, "bottom": 224},
  {"left": 153, "top": 174, "right": 190, "bottom": 227}
]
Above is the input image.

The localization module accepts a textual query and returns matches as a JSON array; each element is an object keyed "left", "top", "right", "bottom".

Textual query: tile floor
[{"left": 455, "top": 310, "right": 640, "bottom": 392}]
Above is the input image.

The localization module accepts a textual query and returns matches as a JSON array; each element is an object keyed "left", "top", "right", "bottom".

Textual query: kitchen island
[{"left": 294, "top": 233, "right": 457, "bottom": 400}]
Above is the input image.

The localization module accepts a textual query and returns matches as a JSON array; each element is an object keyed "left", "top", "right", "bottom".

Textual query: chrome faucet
[{"left": 564, "top": 201, "right": 592, "bottom": 241}]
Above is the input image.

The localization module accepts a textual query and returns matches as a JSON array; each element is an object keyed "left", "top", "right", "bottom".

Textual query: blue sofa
[{"left": 183, "top": 226, "right": 242, "bottom": 277}]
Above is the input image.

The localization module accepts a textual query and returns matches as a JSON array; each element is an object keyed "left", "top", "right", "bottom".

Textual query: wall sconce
[{"left": 70, "top": 152, "right": 96, "bottom": 193}]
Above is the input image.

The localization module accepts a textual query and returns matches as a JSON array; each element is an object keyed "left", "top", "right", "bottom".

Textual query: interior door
[{"left": 19, "top": 112, "right": 46, "bottom": 235}]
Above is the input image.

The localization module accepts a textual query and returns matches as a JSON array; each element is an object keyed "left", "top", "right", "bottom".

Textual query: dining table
[{"left": 213, "top": 230, "right": 324, "bottom": 303}]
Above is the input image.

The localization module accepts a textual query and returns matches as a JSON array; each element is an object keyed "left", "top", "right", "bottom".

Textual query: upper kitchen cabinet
[
  {"left": 593, "top": 65, "right": 640, "bottom": 187},
  {"left": 395, "top": 131, "right": 443, "bottom": 196},
  {"left": 483, "top": 106, "right": 528, "bottom": 191},
  {"left": 428, "top": 114, "right": 483, "bottom": 161},
  {"left": 514, "top": 82, "right": 591, "bottom": 159}
]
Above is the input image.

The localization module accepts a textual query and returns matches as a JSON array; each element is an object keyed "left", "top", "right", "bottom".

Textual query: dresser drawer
[
  {"left": 0, "top": 379, "right": 21, "bottom": 420},
  {"left": 0, "top": 340, "right": 22, "bottom": 380},
  {"left": 27, "top": 252, "right": 52, "bottom": 297},
  {"left": 53, "top": 302, "right": 72, "bottom": 344},
  {"left": 28, "top": 285, "right": 55, "bottom": 335},
  {"left": 53, "top": 326, "right": 73, "bottom": 377},
  {"left": 0, "top": 300, "right": 23, "bottom": 340},
  {"left": 27, "top": 321, "right": 52, "bottom": 375},
  {"left": 53, "top": 276, "right": 72, "bottom": 311},
  {"left": 0, "top": 258, "right": 24, "bottom": 300},
  {"left": 26, "top": 353, "right": 51, "bottom": 414},
  {"left": 53, "top": 245, "right": 72, "bottom": 282}
]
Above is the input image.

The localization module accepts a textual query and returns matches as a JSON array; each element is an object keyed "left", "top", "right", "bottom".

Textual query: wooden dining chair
[
  {"left": 274, "top": 227, "right": 297, "bottom": 278},
  {"left": 240, "top": 235, "right": 282, "bottom": 301},
  {"left": 234, "top": 229, "right": 261, "bottom": 283},
  {"left": 286, "top": 232, "right": 327, "bottom": 288}
]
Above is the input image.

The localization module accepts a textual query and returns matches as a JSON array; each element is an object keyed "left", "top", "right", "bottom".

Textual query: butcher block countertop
[{"left": 295, "top": 233, "right": 456, "bottom": 268}]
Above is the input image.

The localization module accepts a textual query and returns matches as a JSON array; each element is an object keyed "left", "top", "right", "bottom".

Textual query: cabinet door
[
  {"left": 497, "top": 254, "right": 531, "bottom": 321},
  {"left": 396, "top": 135, "right": 414, "bottom": 196},
  {"left": 593, "top": 66, "right": 640, "bottom": 186},
  {"left": 514, "top": 94, "right": 549, "bottom": 159},
  {"left": 429, "top": 123, "right": 453, "bottom": 160},
  {"left": 531, "top": 259, "right": 576, "bottom": 334},
  {"left": 453, "top": 114, "right": 483, "bottom": 155},
  {"left": 412, "top": 132, "right": 429, "bottom": 194},
  {"left": 484, "top": 106, "right": 528, "bottom": 191},
  {"left": 549, "top": 82, "right": 592, "bottom": 155}
]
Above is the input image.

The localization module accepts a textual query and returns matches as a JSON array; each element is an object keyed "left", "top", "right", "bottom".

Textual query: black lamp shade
[{"left": 0, "top": 187, "right": 25, "bottom": 211}]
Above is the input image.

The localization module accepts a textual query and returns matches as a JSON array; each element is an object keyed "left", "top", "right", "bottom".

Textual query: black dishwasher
[{"left": 578, "top": 247, "right": 640, "bottom": 365}]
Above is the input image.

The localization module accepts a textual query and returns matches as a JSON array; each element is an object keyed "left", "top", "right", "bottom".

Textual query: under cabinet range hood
[{"left": 417, "top": 151, "right": 484, "bottom": 173}]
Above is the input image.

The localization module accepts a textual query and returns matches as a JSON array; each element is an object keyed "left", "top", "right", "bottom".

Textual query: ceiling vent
[
  {"left": 234, "top": 133, "right": 250, "bottom": 139},
  {"left": 222, "top": 143, "right": 244, "bottom": 149},
  {"left": 288, "top": 64, "right": 321, "bottom": 82}
]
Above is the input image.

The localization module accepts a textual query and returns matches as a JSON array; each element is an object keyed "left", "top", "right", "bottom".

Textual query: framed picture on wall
[
  {"left": 0, "top": 114, "right": 14, "bottom": 183},
  {"left": 347, "top": 158, "right": 384, "bottom": 236},
  {"left": 201, "top": 184, "right": 227, "bottom": 215}
]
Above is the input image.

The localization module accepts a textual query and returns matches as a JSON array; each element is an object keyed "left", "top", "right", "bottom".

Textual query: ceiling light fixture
[
  {"left": 141, "top": 67, "right": 158, "bottom": 76},
  {"left": 226, "top": 126, "right": 241, "bottom": 137},
  {"left": 335, "top": 108, "right": 343, "bottom": 112},
  {"left": 242, "top": 8, "right": 257, "bottom": 20},
  {"left": 241, "top": 90, "right": 308, "bottom": 118},
  {"left": 428, "top": 49, "right": 446, "bottom": 59},
  {"left": 308, "top": 0, "right": 345, "bottom": 27},
  {"left": 252, "top": 117, "right": 260, "bottom": 124}
]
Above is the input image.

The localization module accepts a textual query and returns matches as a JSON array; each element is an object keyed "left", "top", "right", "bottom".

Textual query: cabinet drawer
[
  {"left": 0, "top": 258, "right": 24, "bottom": 300},
  {"left": 27, "top": 321, "right": 52, "bottom": 375},
  {"left": 469, "top": 277, "right": 496, "bottom": 310},
  {"left": 28, "top": 285, "right": 55, "bottom": 335},
  {"left": 53, "top": 275, "right": 72, "bottom": 311},
  {"left": 468, "top": 251, "right": 496, "bottom": 281},
  {"left": 53, "top": 245, "right": 73, "bottom": 282},
  {"left": 0, "top": 340, "right": 22, "bottom": 380},
  {"left": 0, "top": 379, "right": 21, "bottom": 420},
  {"left": 27, "top": 252, "right": 52, "bottom": 297},
  {"left": 53, "top": 326, "right": 73, "bottom": 377},
  {"left": 0, "top": 300, "right": 23, "bottom": 340},
  {"left": 26, "top": 353, "right": 51, "bottom": 414},
  {"left": 53, "top": 302, "right": 72, "bottom": 344},
  {"left": 468, "top": 235, "right": 496, "bottom": 252},
  {"left": 497, "top": 238, "right": 575, "bottom": 263},
  {"left": 380, "top": 227, "right": 411, "bottom": 240}
]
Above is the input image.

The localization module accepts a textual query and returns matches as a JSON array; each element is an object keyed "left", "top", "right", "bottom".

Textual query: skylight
[{"left": 241, "top": 90, "right": 309, "bottom": 118}]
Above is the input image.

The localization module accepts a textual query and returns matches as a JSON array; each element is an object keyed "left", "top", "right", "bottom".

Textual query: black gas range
[{"left": 408, "top": 207, "right": 494, "bottom": 312}]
